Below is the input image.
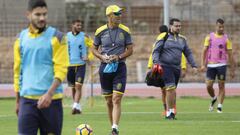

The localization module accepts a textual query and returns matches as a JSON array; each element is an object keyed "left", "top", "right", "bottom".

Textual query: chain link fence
[{"left": 0, "top": 0, "right": 239, "bottom": 83}]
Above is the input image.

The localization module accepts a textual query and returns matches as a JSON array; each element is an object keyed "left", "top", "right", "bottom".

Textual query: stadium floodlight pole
[{"left": 163, "top": 0, "right": 169, "bottom": 26}]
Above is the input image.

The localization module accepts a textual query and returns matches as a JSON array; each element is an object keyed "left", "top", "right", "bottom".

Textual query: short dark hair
[
  {"left": 72, "top": 19, "right": 83, "bottom": 24},
  {"left": 216, "top": 18, "right": 224, "bottom": 24},
  {"left": 159, "top": 25, "right": 168, "bottom": 33},
  {"left": 169, "top": 18, "right": 180, "bottom": 25},
  {"left": 28, "top": 0, "right": 47, "bottom": 11}
]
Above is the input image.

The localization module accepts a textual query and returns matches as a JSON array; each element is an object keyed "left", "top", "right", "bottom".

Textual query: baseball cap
[{"left": 106, "top": 5, "right": 122, "bottom": 16}]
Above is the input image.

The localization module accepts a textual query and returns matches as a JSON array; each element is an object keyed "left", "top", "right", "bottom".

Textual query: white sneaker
[
  {"left": 209, "top": 106, "right": 214, "bottom": 112},
  {"left": 217, "top": 107, "right": 222, "bottom": 113}
]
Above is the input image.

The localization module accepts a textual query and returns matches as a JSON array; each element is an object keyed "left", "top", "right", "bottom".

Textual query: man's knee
[
  {"left": 105, "top": 97, "right": 113, "bottom": 107},
  {"left": 112, "top": 95, "right": 122, "bottom": 105},
  {"left": 206, "top": 81, "right": 214, "bottom": 90},
  {"left": 75, "top": 83, "right": 82, "bottom": 90},
  {"left": 218, "top": 81, "right": 225, "bottom": 90}
]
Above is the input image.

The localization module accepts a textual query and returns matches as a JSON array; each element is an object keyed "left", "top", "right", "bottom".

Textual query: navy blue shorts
[
  {"left": 67, "top": 65, "right": 86, "bottom": 86},
  {"left": 18, "top": 97, "right": 63, "bottom": 135},
  {"left": 206, "top": 65, "right": 227, "bottom": 81},
  {"left": 99, "top": 62, "right": 127, "bottom": 96},
  {"left": 162, "top": 65, "right": 181, "bottom": 90}
]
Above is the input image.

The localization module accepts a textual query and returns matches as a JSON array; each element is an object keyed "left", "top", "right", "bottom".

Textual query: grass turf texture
[{"left": 0, "top": 96, "right": 239, "bottom": 135}]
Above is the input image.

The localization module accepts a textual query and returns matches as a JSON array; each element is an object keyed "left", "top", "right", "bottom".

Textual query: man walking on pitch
[
  {"left": 147, "top": 25, "right": 187, "bottom": 117},
  {"left": 92, "top": 5, "right": 133, "bottom": 135},
  {"left": 201, "top": 18, "right": 235, "bottom": 113},
  {"left": 14, "top": 0, "right": 69, "bottom": 134},
  {"left": 152, "top": 18, "right": 198, "bottom": 120},
  {"left": 67, "top": 19, "right": 94, "bottom": 114}
]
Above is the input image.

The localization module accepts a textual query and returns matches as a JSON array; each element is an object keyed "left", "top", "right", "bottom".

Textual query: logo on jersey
[{"left": 119, "top": 32, "right": 124, "bottom": 40}]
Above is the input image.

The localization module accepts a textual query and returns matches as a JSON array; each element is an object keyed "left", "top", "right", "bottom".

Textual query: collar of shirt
[{"left": 28, "top": 24, "right": 47, "bottom": 38}]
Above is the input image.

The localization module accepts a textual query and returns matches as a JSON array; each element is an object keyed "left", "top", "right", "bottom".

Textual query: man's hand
[
  {"left": 193, "top": 67, "right": 198, "bottom": 75},
  {"left": 152, "top": 64, "right": 163, "bottom": 76},
  {"left": 200, "top": 65, "right": 206, "bottom": 72},
  {"left": 109, "top": 55, "right": 119, "bottom": 62},
  {"left": 37, "top": 93, "right": 52, "bottom": 109},
  {"left": 100, "top": 54, "right": 111, "bottom": 63}
]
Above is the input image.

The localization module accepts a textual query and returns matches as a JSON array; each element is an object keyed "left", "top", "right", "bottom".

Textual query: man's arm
[
  {"left": 227, "top": 49, "right": 235, "bottom": 79},
  {"left": 118, "top": 44, "right": 133, "bottom": 60},
  {"left": 152, "top": 40, "right": 163, "bottom": 64},
  {"left": 13, "top": 38, "right": 21, "bottom": 116},
  {"left": 200, "top": 46, "right": 208, "bottom": 71},
  {"left": 226, "top": 38, "right": 235, "bottom": 79},
  {"left": 37, "top": 32, "right": 69, "bottom": 109},
  {"left": 84, "top": 36, "right": 94, "bottom": 61},
  {"left": 37, "top": 78, "right": 61, "bottom": 109},
  {"left": 200, "top": 35, "right": 210, "bottom": 72}
]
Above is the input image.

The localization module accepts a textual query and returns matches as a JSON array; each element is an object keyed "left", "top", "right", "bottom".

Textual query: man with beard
[
  {"left": 200, "top": 18, "right": 235, "bottom": 113},
  {"left": 66, "top": 19, "right": 94, "bottom": 115},
  {"left": 13, "top": 0, "right": 69, "bottom": 134},
  {"left": 147, "top": 25, "right": 187, "bottom": 117},
  {"left": 92, "top": 5, "right": 133, "bottom": 135},
  {"left": 152, "top": 18, "right": 198, "bottom": 120}
]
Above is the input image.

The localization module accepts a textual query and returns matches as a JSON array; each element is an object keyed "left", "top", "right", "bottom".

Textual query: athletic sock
[
  {"left": 112, "top": 124, "right": 118, "bottom": 130},
  {"left": 217, "top": 104, "right": 222, "bottom": 108}
]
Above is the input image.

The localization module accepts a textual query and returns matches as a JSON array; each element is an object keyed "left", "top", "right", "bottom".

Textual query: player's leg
[
  {"left": 173, "top": 68, "right": 181, "bottom": 115},
  {"left": 161, "top": 88, "right": 167, "bottom": 116},
  {"left": 72, "top": 65, "right": 86, "bottom": 114},
  {"left": 99, "top": 63, "right": 115, "bottom": 127},
  {"left": 206, "top": 67, "right": 217, "bottom": 111},
  {"left": 67, "top": 67, "right": 75, "bottom": 99},
  {"left": 162, "top": 65, "right": 177, "bottom": 119},
  {"left": 111, "top": 93, "right": 123, "bottom": 134},
  {"left": 105, "top": 95, "right": 113, "bottom": 125},
  {"left": 18, "top": 98, "right": 39, "bottom": 135},
  {"left": 216, "top": 66, "right": 227, "bottom": 113},
  {"left": 39, "top": 99, "right": 63, "bottom": 135},
  {"left": 68, "top": 66, "right": 79, "bottom": 114},
  {"left": 166, "top": 88, "right": 176, "bottom": 119},
  {"left": 111, "top": 62, "right": 127, "bottom": 134}
]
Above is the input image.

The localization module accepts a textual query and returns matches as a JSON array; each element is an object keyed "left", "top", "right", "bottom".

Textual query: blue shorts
[
  {"left": 67, "top": 65, "right": 86, "bottom": 86},
  {"left": 99, "top": 62, "right": 127, "bottom": 96},
  {"left": 18, "top": 97, "right": 63, "bottom": 135},
  {"left": 162, "top": 65, "right": 181, "bottom": 90},
  {"left": 206, "top": 65, "right": 227, "bottom": 81}
]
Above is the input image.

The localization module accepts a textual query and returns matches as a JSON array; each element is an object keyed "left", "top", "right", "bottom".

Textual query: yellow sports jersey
[
  {"left": 204, "top": 33, "right": 232, "bottom": 49},
  {"left": 84, "top": 36, "right": 94, "bottom": 61},
  {"left": 147, "top": 33, "right": 187, "bottom": 69}
]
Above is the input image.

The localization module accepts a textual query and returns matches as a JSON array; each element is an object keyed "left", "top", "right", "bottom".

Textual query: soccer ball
[{"left": 76, "top": 124, "right": 93, "bottom": 135}]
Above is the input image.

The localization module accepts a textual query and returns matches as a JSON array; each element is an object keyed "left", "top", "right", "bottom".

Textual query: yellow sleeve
[
  {"left": 181, "top": 53, "right": 187, "bottom": 70},
  {"left": 204, "top": 35, "right": 210, "bottom": 47},
  {"left": 84, "top": 36, "right": 94, "bottom": 61},
  {"left": 14, "top": 39, "right": 21, "bottom": 92},
  {"left": 147, "top": 33, "right": 167, "bottom": 68},
  {"left": 51, "top": 36, "right": 69, "bottom": 82},
  {"left": 226, "top": 38, "right": 232, "bottom": 50},
  {"left": 147, "top": 44, "right": 155, "bottom": 68}
]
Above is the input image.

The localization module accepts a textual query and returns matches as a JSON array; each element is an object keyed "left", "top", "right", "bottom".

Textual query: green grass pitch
[{"left": 0, "top": 96, "right": 240, "bottom": 135}]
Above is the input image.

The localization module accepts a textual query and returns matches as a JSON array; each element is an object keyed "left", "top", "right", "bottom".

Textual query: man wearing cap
[{"left": 92, "top": 4, "right": 133, "bottom": 135}]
